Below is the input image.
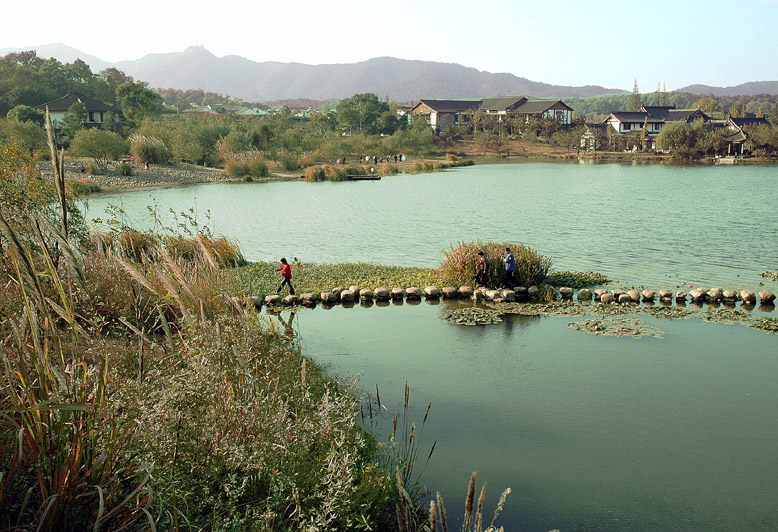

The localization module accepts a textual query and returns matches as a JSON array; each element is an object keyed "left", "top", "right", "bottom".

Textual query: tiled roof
[
  {"left": 35, "top": 92, "right": 121, "bottom": 113},
  {"left": 722, "top": 130, "right": 748, "bottom": 142},
  {"left": 413, "top": 99, "right": 482, "bottom": 113},
  {"left": 480, "top": 96, "right": 526, "bottom": 111},
  {"left": 729, "top": 116, "right": 771, "bottom": 128},
  {"left": 515, "top": 99, "right": 571, "bottom": 114},
  {"left": 666, "top": 109, "right": 707, "bottom": 122},
  {"left": 641, "top": 105, "right": 675, "bottom": 119},
  {"left": 607, "top": 111, "right": 661, "bottom": 122}
]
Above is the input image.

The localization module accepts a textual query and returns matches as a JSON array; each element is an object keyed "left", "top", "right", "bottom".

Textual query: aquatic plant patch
[
  {"left": 703, "top": 308, "right": 753, "bottom": 325},
  {"left": 486, "top": 300, "right": 776, "bottom": 337},
  {"left": 489, "top": 301, "right": 587, "bottom": 317},
  {"left": 759, "top": 270, "right": 778, "bottom": 281},
  {"left": 440, "top": 307, "right": 502, "bottom": 326},
  {"left": 568, "top": 317, "right": 666, "bottom": 339},
  {"left": 750, "top": 317, "right": 778, "bottom": 334}
]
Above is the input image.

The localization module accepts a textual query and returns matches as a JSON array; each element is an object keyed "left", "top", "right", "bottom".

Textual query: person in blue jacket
[{"left": 501, "top": 247, "right": 515, "bottom": 288}]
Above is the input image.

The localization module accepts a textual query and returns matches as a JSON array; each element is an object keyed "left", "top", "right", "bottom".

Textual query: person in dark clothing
[
  {"left": 275, "top": 258, "right": 295, "bottom": 295},
  {"left": 475, "top": 251, "right": 488, "bottom": 288},
  {"left": 501, "top": 248, "right": 515, "bottom": 288}
]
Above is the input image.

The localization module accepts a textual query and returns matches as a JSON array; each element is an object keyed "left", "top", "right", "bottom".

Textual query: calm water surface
[
  {"left": 86, "top": 162, "right": 778, "bottom": 530},
  {"left": 289, "top": 301, "right": 778, "bottom": 532},
  {"left": 84, "top": 161, "right": 778, "bottom": 290}
]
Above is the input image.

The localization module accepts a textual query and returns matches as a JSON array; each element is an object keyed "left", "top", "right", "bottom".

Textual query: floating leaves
[
  {"left": 759, "top": 271, "right": 778, "bottom": 281},
  {"left": 750, "top": 317, "right": 778, "bottom": 334},
  {"left": 568, "top": 317, "right": 666, "bottom": 338},
  {"left": 440, "top": 308, "right": 502, "bottom": 326}
]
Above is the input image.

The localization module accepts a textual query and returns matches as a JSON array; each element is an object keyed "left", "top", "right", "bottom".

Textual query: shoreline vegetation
[
  {"left": 1, "top": 223, "right": 448, "bottom": 530},
  {"left": 2, "top": 157, "right": 776, "bottom": 529},
  {"left": 45, "top": 147, "right": 778, "bottom": 194},
  {"left": 3, "top": 141, "right": 518, "bottom": 532}
]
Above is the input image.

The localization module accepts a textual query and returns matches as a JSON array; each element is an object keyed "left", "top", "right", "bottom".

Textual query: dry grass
[
  {"left": 0, "top": 215, "right": 403, "bottom": 531},
  {"left": 438, "top": 241, "right": 552, "bottom": 289},
  {"left": 223, "top": 151, "right": 269, "bottom": 177}
]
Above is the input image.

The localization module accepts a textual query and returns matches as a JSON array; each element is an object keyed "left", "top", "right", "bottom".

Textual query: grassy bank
[
  {"left": 228, "top": 262, "right": 438, "bottom": 297},
  {"left": 226, "top": 256, "right": 610, "bottom": 300},
  {"left": 0, "top": 225, "right": 418, "bottom": 531}
]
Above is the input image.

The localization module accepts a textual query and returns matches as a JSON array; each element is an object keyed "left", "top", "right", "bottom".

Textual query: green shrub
[
  {"left": 304, "top": 165, "right": 327, "bottom": 182},
  {"left": 325, "top": 164, "right": 348, "bottom": 181},
  {"left": 118, "top": 162, "right": 133, "bottom": 176},
  {"left": 345, "top": 164, "right": 367, "bottom": 175},
  {"left": 380, "top": 162, "right": 398, "bottom": 175},
  {"left": 281, "top": 156, "right": 301, "bottom": 171},
  {"left": 163, "top": 235, "right": 245, "bottom": 266},
  {"left": 224, "top": 152, "right": 269, "bottom": 177},
  {"left": 129, "top": 134, "right": 171, "bottom": 164},
  {"left": 438, "top": 241, "right": 552, "bottom": 288},
  {"left": 68, "top": 178, "right": 101, "bottom": 196}
]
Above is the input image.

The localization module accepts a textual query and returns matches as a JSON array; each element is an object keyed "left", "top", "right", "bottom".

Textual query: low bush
[
  {"left": 224, "top": 152, "right": 269, "bottom": 177},
  {"left": 437, "top": 241, "right": 552, "bottom": 288},
  {"left": 117, "top": 161, "right": 133, "bottom": 176},
  {"left": 281, "top": 156, "right": 301, "bottom": 171},
  {"left": 128, "top": 134, "right": 171, "bottom": 164},
  {"left": 226, "top": 262, "right": 437, "bottom": 297},
  {"left": 164, "top": 235, "right": 245, "bottom": 266},
  {"left": 381, "top": 162, "right": 399, "bottom": 175},
  {"left": 68, "top": 178, "right": 101, "bottom": 195},
  {"left": 84, "top": 161, "right": 99, "bottom": 175},
  {"left": 304, "top": 165, "right": 327, "bottom": 182}
]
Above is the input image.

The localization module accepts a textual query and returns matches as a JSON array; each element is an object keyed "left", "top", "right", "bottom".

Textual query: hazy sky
[{"left": 5, "top": 0, "right": 778, "bottom": 91}]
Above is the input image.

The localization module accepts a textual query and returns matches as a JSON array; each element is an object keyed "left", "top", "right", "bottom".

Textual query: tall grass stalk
[
  {"left": 425, "top": 472, "right": 511, "bottom": 532},
  {"left": 438, "top": 241, "right": 552, "bottom": 289},
  {"left": 0, "top": 213, "right": 154, "bottom": 531}
]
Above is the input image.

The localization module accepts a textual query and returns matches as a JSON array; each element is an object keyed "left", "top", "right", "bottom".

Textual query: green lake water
[
  {"left": 286, "top": 301, "right": 778, "bottom": 532},
  {"left": 84, "top": 162, "right": 778, "bottom": 530},
  {"left": 84, "top": 161, "right": 778, "bottom": 291}
]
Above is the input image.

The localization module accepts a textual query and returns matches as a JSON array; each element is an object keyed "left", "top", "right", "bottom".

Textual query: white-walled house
[
  {"left": 36, "top": 93, "right": 121, "bottom": 129},
  {"left": 513, "top": 99, "right": 573, "bottom": 125},
  {"left": 603, "top": 105, "right": 710, "bottom": 149},
  {"left": 410, "top": 99, "right": 482, "bottom": 129},
  {"left": 411, "top": 96, "right": 574, "bottom": 131}
]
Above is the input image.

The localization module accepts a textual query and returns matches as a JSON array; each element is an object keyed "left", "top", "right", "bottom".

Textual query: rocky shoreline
[{"left": 40, "top": 160, "right": 298, "bottom": 191}]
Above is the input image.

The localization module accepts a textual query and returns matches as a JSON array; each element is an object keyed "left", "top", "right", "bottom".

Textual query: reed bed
[
  {"left": 0, "top": 216, "right": 409, "bottom": 531},
  {"left": 438, "top": 241, "right": 552, "bottom": 289}
]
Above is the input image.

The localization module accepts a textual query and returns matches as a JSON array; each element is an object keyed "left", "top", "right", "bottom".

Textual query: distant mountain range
[
  {"left": 676, "top": 81, "right": 778, "bottom": 97},
  {"left": 3, "top": 43, "right": 778, "bottom": 102},
  {"left": 1, "top": 43, "right": 624, "bottom": 102}
]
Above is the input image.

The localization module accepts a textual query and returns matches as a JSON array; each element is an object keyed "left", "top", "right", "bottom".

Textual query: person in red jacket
[{"left": 275, "top": 258, "right": 295, "bottom": 295}]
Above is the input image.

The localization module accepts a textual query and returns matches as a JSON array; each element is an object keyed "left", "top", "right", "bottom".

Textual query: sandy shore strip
[{"left": 39, "top": 160, "right": 299, "bottom": 191}]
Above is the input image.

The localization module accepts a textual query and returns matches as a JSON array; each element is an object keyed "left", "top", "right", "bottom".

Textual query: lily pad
[
  {"left": 440, "top": 307, "right": 502, "bottom": 326},
  {"left": 568, "top": 316, "right": 666, "bottom": 338},
  {"left": 750, "top": 317, "right": 778, "bottom": 334}
]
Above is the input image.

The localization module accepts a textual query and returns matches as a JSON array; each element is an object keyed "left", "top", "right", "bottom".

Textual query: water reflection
[
  {"left": 294, "top": 301, "right": 778, "bottom": 532},
  {"left": 84, "top": 163, "right": 778, "bottom": 292}
]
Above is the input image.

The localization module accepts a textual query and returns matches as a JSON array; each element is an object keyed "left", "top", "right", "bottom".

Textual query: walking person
[
  {"left": 475, "top": 251, "right": 488, "bottom": 288},
  {"left": 501, "top": 247, "right": 515, "bottom": 288},
  {"left": 275, "top": 258, "right": 295, "bottom": 295}
]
